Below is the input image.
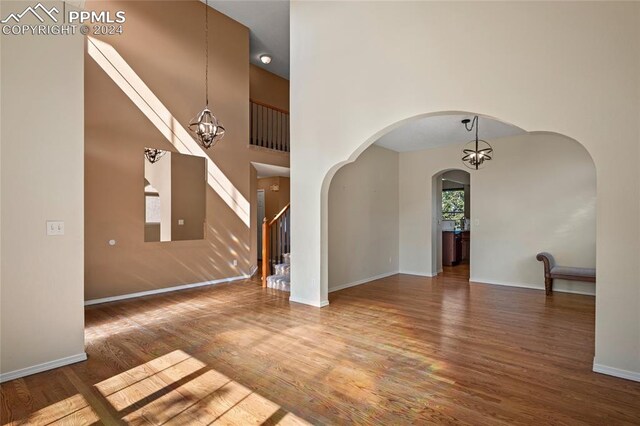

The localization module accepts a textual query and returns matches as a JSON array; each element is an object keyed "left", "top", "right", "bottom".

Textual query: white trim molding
[
  {"left": 399, "top": 270, "right": 437, "bottom": 278},
  {"left": 249, "top": 265, "right": 258, "bottom": 277},
  {"left": 289, "top": 296, "right": 329, "bottom": 308},
  {"left": 85, "top": 274, "right": 251, "bottom": 306},
  {"left": 593, "top": 362, "right": 640, "bottom": 382},
  {"left": 329, "top": 271, "right": 400, "bottom": 293},
  {"left": 0, "top": 352, "right": 87, "bottom": 383},
  {"left": 470, "top": 277, "right": 595, "bottom": 296}
]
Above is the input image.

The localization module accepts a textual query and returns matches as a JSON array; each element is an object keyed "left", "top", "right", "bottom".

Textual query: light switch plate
[{"left": 46, "top": 221, "right": 64, "bottom": 236}]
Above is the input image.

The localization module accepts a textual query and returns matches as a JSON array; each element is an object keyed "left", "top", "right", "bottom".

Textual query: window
[{"left": 442, "top": 189, "right": 465, "bottom": 221}]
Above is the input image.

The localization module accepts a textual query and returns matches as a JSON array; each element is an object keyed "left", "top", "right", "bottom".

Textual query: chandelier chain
[{"left": 205, "top": 0, "right": 209, "bottom": 106}]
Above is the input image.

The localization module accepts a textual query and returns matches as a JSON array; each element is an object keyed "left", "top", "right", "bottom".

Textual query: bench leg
[{"left": 545, "top": 277, "right": 553, "bottom": 295}]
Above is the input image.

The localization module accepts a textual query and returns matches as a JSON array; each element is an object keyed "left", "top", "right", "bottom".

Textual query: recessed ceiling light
[{"left": 260, "top": 54, "right": 272, "bottom": 64}]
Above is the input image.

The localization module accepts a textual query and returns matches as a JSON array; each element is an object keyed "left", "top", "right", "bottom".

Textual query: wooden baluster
[
  {"left": 264, "top": 106, "right": 269, "bottom": 148},
  {"left": 271, "top": 222, "right": 275, "bottom": 273},
  {"left": 251, "top": 103, "right": 258, "bottom": 145},
  {"left": 273, "top": 111, "right": 280, "bottom": 150},
  {"left": 269, "top": 109, "right": 273, "bottom": 150},
  {"left": 278, "top": 111, "right": 284, "bottom": 151},
  {"left": 279, "top": 218, "right": 283, "bottom": 263},
  {"left": 258, "top": 105, "right": 261, "bottom": 148},
  {"left": 261, "top": 218, "right": 269, "bottom": 287},
  {"left": 270, "top": 109, "right": 275, "bottom": 149}
]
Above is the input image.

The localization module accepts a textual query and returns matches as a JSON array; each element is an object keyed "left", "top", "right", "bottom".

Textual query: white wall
[
  {"left": 328, "top": 145, "right": 399, "bottom": 291},
  {"left": 291, "top": 1, "right": 640, "bottom": 377},
  {"left": 399, "top": 133, "right": 596, "bottom": 295},
  {"left": 0, "top": 25, "right": 86, "bottom": 379}
]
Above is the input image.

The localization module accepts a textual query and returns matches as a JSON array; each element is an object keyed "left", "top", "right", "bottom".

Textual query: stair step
[
  {"left": 274, "top": 263, "right": 290, "bottom": 276},
  {"left": 266, "top": 274, "right": 290, "bottom": 292}
]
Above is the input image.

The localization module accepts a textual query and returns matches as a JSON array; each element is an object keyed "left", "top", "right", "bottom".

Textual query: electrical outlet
[
  {"left": 232, "top": 259, "right": 238, "bottom": 266},
  {"left": 178, "top": 219, "right": 185, "bottom": 225},
  {"left": 46, "top": 221, "right": 64, "bottom": 236}
]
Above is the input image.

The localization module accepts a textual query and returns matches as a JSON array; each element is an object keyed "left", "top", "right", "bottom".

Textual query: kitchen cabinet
[
  {"left": 442, "top": 231, "right": 462, "bottom": 266},
  {"left": 461, "top": 231, "right": 470, "bottom": 261}
]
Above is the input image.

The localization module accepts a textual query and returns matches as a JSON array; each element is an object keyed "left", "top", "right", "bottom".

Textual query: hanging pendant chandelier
[
  {"left": 461, "top": 116, "right": 493, "bottom": 170},
  {"left": 189, "top": 0, "right": 225, "bottom": 149},
  {"left": 144, "top": 148, "right": 166, "bottom": 164}
]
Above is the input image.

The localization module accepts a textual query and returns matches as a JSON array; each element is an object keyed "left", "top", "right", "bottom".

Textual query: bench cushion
[{"left": 550, "top": 266, "right": 595, "bottom": 278}]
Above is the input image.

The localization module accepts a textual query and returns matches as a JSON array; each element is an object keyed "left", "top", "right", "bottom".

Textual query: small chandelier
[
  {"left": 189, "top": 0, "right": 225, "bottom": 149},
  {"left": 145, "top": 148, "right": 166, "bottom": 164},
  {"left": 461, "top": 116, "right": 493, "bottom": 170}
]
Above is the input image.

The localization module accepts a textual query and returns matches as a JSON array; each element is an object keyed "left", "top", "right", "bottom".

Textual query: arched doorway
[
  {"left": 432, "top": 169, "right": 471, "bottom": 278},
  {"left": 321, "top": 113, "right": 596, "bottom": 299}
]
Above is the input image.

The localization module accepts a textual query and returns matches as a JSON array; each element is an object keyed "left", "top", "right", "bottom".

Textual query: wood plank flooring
[{"left": 2, "top": 266, "right": 640, "bottom": 424}]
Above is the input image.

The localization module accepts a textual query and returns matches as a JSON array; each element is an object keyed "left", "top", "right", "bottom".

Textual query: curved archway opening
[{"left": 324, "top": 111, "right": 596, "bottom": 303}]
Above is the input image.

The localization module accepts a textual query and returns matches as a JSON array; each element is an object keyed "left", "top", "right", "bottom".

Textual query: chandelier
[
  {"left": 461, "top": 116, "right": 493, "bottom": 170},
  {"left": 144, "top": 148, "right": 166, "bottom": 164},
  {"left": 188, "top": 0, "right": 225, "bottom": 149}
]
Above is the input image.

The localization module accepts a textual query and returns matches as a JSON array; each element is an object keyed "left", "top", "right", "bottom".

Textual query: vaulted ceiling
[{"left": 207, "top": 0, "right": 290, "bottom": 79}]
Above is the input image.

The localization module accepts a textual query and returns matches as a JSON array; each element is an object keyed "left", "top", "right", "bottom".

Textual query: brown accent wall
[
  {"left": 257, "top": 177, "right": 290, "bottom": 221},
  {"left": 85, "top": 1, "right": 288, "bottom": 300},
  {"left": 250, "top": 64, "right": 289, "bottom": 111},
  {"left": 171, "top": 153, "right": 206, "bottom": 241}
]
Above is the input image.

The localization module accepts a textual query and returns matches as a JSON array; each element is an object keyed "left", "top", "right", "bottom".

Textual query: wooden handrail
[
  {"left": 262, "top": 203, "right": 291, "bottom": 287},
  {"left": 268, "top": 203, "right": 290, "bottom": 226},
  {"left": 250, "top": 99, "right": 289, "bottom": 115}
]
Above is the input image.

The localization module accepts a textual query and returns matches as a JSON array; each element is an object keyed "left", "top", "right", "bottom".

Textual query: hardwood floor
[{"left": 2, "top": 270, "right": 640, "bottom": 425}]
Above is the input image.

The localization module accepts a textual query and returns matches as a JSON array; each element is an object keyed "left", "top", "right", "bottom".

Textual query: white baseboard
[
  {"left": 593, "top": 362, "right": 640, "bottom": 382},
  {"left": 249, "top": 265, "right": 258, "bottom": 277},
  {"left": 329, "top": 271, "right": 399, "bottom": 293},
  {"left": 0, "top": 352, "right": 87, "bottom": 383},
  {"left": 399, "top": 270, "right": 437, "bottom": 278},
  {"left": 288, "top": 296, "right": 329, "bottom": 308},
  {"left": 470, "top": 277, "right": 595, "bottom": 296},
  {"left": 85, "top": 273, "right": 251, "bottom": 306}
]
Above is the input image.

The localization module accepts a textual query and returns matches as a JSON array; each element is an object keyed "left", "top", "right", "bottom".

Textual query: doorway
[{"left": 433, "top": 169, "right": 471, "bottom": 278}]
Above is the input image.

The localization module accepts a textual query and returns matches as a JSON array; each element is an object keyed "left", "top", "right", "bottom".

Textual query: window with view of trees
[{"left": 442, "top": 189, "right": 465, "bottom": 221}]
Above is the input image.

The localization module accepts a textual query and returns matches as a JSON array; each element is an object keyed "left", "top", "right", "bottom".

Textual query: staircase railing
[
  {"left": 250, "top": 100, "right": 290, "bottom": 152},
  {"left": 262, "top": 203, "right": 291, "bottom": 287}
]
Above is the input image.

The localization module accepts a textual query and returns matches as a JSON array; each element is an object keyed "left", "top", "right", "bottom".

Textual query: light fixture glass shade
[
  {"left": 260, "top": 54, "right": 272, "bottom": 64},
  {"left": 144, "top": 148, "right": 166, "bottom": 164},
  {"left": 462, "top": 139, "right": 493, "bottom": 170},
  {"left": 189, "top": 107, "right": 225, "bottom": 149}
]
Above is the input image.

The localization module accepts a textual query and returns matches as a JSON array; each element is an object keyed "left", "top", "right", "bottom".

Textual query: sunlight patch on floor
[
  {"left": 3, "top": 394, "right": 98, "bottom": 426},
  {"left": 92, "top": 350, "right": 309, "bottom": 425}
]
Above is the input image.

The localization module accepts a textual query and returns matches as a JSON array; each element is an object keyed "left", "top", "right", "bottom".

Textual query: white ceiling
[
  {"left": 252, "top": 162, "right": 290, "bottom": 178},
  {"left": 374, "top": 114, "right": 526, "bottom": 153},
  {"left": 207, "top": 0, "right": 290, "bottom": 79}
]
